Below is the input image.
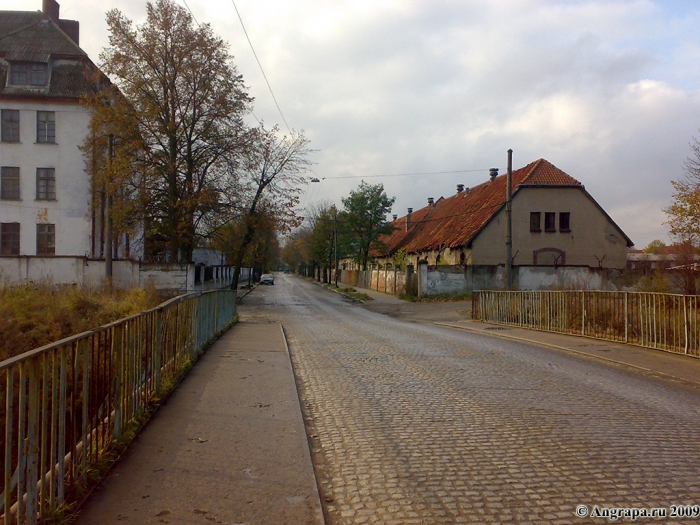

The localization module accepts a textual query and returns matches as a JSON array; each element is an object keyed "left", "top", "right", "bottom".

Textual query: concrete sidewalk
[
  {"left": 77, "top": 322, "right": 324, "bottom": 525},
  {"left": 340, "top": 282, "right": 700, "bottom": 387}
]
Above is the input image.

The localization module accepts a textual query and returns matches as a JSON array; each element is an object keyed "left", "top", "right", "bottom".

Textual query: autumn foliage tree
[
  {"left": 666, "top": 132, "right": 700, "bottom": 245},
  {"left": 664, "top": 132, "right": 700, "bottom": 294},
  {"left": 225, "top": 125, "right": 310, "bottom": 289},
  {"left": 93, "top": 0, "right": 252, "bottom": 262}
]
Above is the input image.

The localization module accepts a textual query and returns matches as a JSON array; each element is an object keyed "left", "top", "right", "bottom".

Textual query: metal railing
[
  {"left": 0, "top": 289, "right": 236, "bottom": 524},
  {"left": 473, "top": 290, "right": 699, "bottom": 357}
]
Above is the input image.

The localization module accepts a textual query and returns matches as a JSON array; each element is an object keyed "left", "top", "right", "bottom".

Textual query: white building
[{"left": 0, "top": 0, "right": 144, "bottom": 285}]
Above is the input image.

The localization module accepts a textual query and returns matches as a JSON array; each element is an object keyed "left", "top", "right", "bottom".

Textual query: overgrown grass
[{"left": 0, "top": 283, "right": 169, "bottom": 361}]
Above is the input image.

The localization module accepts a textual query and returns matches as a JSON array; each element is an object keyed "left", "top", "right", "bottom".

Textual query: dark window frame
[
  {"left": 0, "top": 223, "right": 20, "bottom": 255},
  {"left": 530, "top": 212, "right": 541, "bottom": 232},
  {"left": 1, "top": 109, "right": 20, "bottom": 142},
  {"left": 559, "top": 212, "right": 571, "bottom": 232},
  {"left": 1, "top": 167, "right": 20, "bottom": 200},
  {"left": 36, "top": 111, "right": 55, "bottom": 143},
  {"left": 10, "top": 62, "right": 48, "bottom": 86},
  {"left": 36, "top": 223, "right": 55, "bottom": 256},
  {"left": 544, "top": 212, "right": 556, "bottom": 233},
  {"left": 36, "top": 168, "right": 56, "bottom": 200}
]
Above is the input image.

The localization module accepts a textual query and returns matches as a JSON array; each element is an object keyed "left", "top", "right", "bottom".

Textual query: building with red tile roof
[{"left": 362, "top": 158, "right": 633, "bottom": 270}]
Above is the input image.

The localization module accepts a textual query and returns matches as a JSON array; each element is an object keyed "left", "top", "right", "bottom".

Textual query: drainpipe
[
  {"left": 505, "top": 149, "right": 513, "bottom": 290},
  {"left": 106, "top": 134, "right": 113, "bottom": 284}
]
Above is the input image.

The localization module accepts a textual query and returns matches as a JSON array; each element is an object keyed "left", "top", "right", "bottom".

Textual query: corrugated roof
[
  {"left": 373, "top": 159, "right": 585, "bottom": 256},
  {"left": 0, "top": 10, "right": 93, "bottom": 100},
  {"left": 0, "top": 11, "right": 41, "bottom": 38},
  {"left": 0, "top": 15, "right": 85, "bottom": 61}
]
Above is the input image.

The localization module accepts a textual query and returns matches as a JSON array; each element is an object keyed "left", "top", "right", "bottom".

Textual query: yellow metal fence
[
  {"left": 473, "top": 290, "right": 699, "bottom": 357},
  {"left": 0, "top": 289, "right": 236, "bottom": 524}
]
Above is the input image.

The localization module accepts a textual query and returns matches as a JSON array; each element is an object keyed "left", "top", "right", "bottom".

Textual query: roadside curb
[
  {"left": 280, "top": 325, "right": 328, "bottom": 525},
  {"left": 236, "top": 282, "right": 259, "bottom": 303},
  {"left": 434, "top": 321, "right": 700, "bottom": 388}
]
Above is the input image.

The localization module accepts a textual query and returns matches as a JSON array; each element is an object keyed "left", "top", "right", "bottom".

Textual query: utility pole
[
  {"left": 105, "top": 134, "right": 114, "bottom": 283},
  {"left": 505, "top": 149, "right": 513, "bottom": 290},
  {"left": 334, "top": 207, "right": 339, "bottom": 287}
]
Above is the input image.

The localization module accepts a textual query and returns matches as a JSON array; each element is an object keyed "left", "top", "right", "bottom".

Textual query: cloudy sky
[{"left": 9, "top": 0, "right": 700, "bottom": 247}]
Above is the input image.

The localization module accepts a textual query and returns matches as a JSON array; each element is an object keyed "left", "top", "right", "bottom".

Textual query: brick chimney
[
  {"left": 43, "top": 0, "right": 80, "bottom": 45},
  {"left": 43, "top": 0, "right": 60, "bottom": 20},
  {"left": 456, "top": 184, "right": 464, "bottom": 193},
  {"left": 427, "top": 197, "right": 434, "bottom": 206},
  {"left": 406, "top": 208, "right": 413, "bottom": 231}
]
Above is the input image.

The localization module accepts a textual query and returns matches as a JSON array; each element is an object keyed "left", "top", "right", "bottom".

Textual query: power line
[
  {"left": 312, "top": 168, "right": 492, "bottom": 180},
  {"left": 231, "top": 0, "right": 292, "bottom": 134},
  {"left": 181, "top": 0, "right": 200, "bottom": 26}
]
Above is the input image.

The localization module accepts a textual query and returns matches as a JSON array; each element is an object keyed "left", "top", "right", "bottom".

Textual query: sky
[{"left": 8, "top": 0, "right": 700, "bottom": 248}]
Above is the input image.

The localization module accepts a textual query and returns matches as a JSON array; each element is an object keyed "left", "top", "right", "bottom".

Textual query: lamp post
[{"left": 334, "top": 207, "right": 339, "bottom": 287}]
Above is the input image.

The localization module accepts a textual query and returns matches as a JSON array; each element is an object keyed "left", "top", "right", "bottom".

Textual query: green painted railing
[
  {"left": 0, "top": 289, "right": 236, "bottom": 524},
  {"left": 473, "top": 290, "right": 700, "bottom": 357}
]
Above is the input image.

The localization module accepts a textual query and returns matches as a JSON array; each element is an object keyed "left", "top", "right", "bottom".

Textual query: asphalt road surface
[{"left": 242, "top": 274, "right": 700, "bottom": 525}]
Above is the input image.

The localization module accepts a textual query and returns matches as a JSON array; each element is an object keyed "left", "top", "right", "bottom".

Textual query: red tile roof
[{"left": 373, "top": 159, "right": 584, "bottom": 256}]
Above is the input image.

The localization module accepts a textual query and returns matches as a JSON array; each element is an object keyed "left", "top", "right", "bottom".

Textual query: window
[
  {"left": 36, "top": 224, "right": 55, "bottom": 255},
  {"left": 530, "top": 212, "right": 541, "bottom": 232},
  {"left": 559, "top": 212, "right": 571, "bottom": 232},
  {"left": 10, "top": 63, "right": 48, "bottom": 86},
  {"left": 1, "top": 167, "right": 20, "bottom": 200},
  {"left": 36, "top": 168, "right": 56, "bottom": 200},
  {"left": 544, "top": 212, "right": 556, "bottom": 232},
  {"left": 36, "top": 111, "right": 55, "bottom": 143},
  {"left": 0, "top": 223, "right": 20, "bottom": 255},
  {"left": 1, "top": 110, "right": 20, "bottom": 142}
]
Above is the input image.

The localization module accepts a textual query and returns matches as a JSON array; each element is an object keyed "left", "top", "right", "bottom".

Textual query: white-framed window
[{"left": 37, "top": 111, "right": 55, "bottom": 143}]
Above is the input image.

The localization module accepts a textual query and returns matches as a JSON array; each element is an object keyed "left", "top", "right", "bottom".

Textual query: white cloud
[{"left": 5, "top": 0, "right": 700, "bottom": 247}]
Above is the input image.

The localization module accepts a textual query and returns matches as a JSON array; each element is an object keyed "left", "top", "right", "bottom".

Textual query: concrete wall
[
  {"left": 0, "top": 256, "right": 250, "bottom": 291},
  {"left": 340, "top": 262, "right": 676, "bottom": 296},
  {"left": 339, "top": 268, "right": 407, "bottom": 295},
  {"left": 473, "top": 187, "right": 629, "bottom": 269}
]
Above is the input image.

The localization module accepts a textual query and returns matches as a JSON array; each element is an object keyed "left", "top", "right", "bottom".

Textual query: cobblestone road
[{"left": 242, "top": 275, "right": 700, "bottom": 524}]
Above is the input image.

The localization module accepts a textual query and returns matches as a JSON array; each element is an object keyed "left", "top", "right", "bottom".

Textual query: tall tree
[
  {"left": 307, "top": 202, "right": 348, "bottom": 283},
  {"left": 97, "top": 0, "right": 252, "bottom": 262},
  {"left": 227, "top": 125, "right": 310, "bottom": 289},
  {"left": 342, "top": 181, "right": 396, "bottom": 270}
]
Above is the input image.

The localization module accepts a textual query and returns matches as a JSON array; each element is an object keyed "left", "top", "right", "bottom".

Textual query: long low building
[{"left": 361, "top": 158, "right": 633, "bottom": 271}]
